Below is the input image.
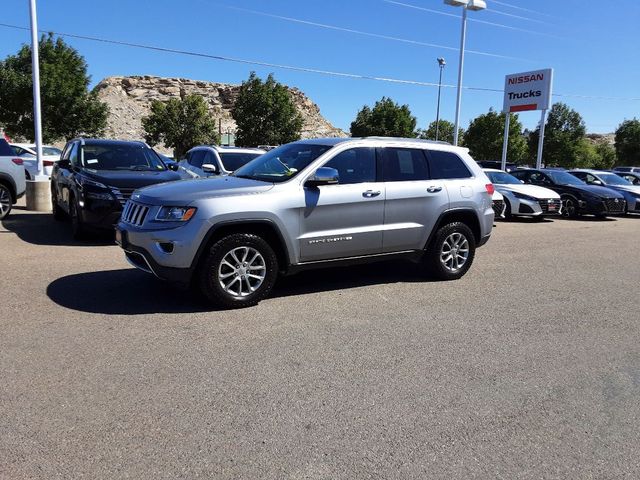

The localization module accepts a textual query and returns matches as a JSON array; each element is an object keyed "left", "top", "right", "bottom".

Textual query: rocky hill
[{"left": 94, "top": 76, "right": 346, "bottom": 152}]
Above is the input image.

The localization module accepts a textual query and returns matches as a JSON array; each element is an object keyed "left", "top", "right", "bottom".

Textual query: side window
[
  {"left": 323, "top": 148, "right": 376, "bottom": 185},
  {"left": 511, "top": 171, "right": 527, "bottom": 183},
  {"left": 529, "top": 172, "right": 550, "bottom": 185},
  {"left": 202, "top": 151, "right": 217, "bottom": 168},
  {"left": 427, "top": 150, "right": 472, "bottom": 179},
  {"left": 382, "top": 148, "right": 429, "bottom": 182},
  {"left": 572, "top": 172, "right": 587, "bottom": 181},
  {"left": 69, "top": 143, "right": 79, "bottom": 166},
  {"left": 189, "top": 150, "right": 206, "bottom": 169},
  {"left": 586, "top": 173, "right": 598, "bottom": 184}
]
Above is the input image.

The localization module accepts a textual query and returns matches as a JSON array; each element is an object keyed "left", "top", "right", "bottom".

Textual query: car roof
[
  {"left": 482, "top": 168, "right": 508, "bottom": 173},
  {"left": 71, "top": 138, "right": 149, "bottom": 147},
  {"left": 294, "top": 136, "right": 463, "bottom": 150}
]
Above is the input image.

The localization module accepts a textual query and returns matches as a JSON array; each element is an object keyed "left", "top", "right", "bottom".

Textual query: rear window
[
  {"left": 220, "top": 152, "right": 263, "bottom": 172},
  {"left": 0, "top": 139, "right": 15, "bottom": 157},
  {"left": 428, "top": 150, "right": 472, "bottom": 179}
]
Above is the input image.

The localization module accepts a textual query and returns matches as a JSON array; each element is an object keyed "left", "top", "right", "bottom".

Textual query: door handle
[
  {"left": 427, "top": 186, "right": 442, "bottom": 193},
  {"left": 362, "top": 190, "right": 381, "bottom": 198}
]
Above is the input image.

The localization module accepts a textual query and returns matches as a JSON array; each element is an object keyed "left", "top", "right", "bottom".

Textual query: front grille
[
  {"left": 492, "top": 199, "right": 505, "bottom": 218},
  {"left": 603, "top": 198, "right": 626, "bottom": 213},
  {"left": 121, "top": 200, "right": 149, "bottom": 226},
  {"left": 538, "top": 198, "right": 562, "bottom": 215},
  {"left": 111, "top": 187, "right": 137, "bottom": 205}
]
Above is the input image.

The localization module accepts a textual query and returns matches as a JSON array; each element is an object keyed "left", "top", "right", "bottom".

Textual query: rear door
[
  {"left": 298, "top": 147, "right": 384, "bottom": 262},
  {"left": 381, "top": 147, "right": 448, "bottom": 252}
]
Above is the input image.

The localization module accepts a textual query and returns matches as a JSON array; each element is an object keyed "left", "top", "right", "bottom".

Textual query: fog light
[{"left": 158, "top": 242, "right": 174, "bottom": 254}]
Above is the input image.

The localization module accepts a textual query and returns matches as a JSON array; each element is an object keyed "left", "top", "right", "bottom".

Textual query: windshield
[
  {"left": 232, "top": 143, "right": 333, "bottom": 183},
  {"left": 598, "top": 172, "right": 632, "bottom": 186},
  {"left": 546, "top": 171, "right": 584, "bottom": 185},
  {"left": 81, "top": 144, "right": 166, "bottom": 171},
  {"left": 220, "top": 152, "right": 264, "bottom": 172},
  {"left": 43, "top": 146, "right": 62, "bottom": 156},
  {"left": 486, "top": 171, "right": 521, "bottom": 185}
]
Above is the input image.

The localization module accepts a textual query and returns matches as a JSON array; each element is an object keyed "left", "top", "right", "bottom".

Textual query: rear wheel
[
  {"left": 198, "top": 233, "right": 278, "bottom": 309},
  {"left": 424, "top": 222, "right": 476, "bottom": 281},
  {"left": 0, "top": 184, "right": 12, "bottom": 220}
]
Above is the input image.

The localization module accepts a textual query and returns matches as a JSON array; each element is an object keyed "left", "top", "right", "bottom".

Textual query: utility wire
[
  {"left": 490, "top": 0, "right": 556, "bottom": 19},
  {"left": 0, "top": 23, "right": 638, "bottom": 101},
  {"left": 382, "top": 0, "right": 563, "bottom": 39},
  {"left": 211, "top": 3, "right": 528, "bottom": 61}
]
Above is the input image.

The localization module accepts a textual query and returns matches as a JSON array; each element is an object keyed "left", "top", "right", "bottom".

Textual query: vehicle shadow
[
  {"left": 46, "top": 261, "right": 428, "bottom": 315},
  {"left": 556, "top": 215, "right": 618, "bottom": 222},
  {"left": 1, "top": 212, "right": 114, "bottom": 247},
  {"left": 497, "top": 216, "right": 556, "bottom": 224}
]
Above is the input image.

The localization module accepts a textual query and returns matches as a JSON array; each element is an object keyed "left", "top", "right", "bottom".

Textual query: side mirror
[
  {"left": 57, "top": 159, "right": 71, "bottom": 170},
  {"left": 305, "top": 167, "right": 339, "bottom": 187},
  {"left": 591, "top": 180, "right": 602, "bottom": 186},
  {"left": 520, "top": 180, "right": 525, "bottom": 184},
  {"left": 167, "top": 162, "right": 179, "bottom": 171},
  {"left": 202, "top": 163, "right": 219, "bottom": 174}
]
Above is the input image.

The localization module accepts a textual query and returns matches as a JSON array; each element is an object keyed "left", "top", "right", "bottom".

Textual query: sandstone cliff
[{"left": 94, "top": 76, "right": 346, "bottom": 151}]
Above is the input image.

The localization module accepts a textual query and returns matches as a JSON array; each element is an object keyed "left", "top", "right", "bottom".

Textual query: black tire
[
  {"left": 503, "top": 198, "right": 513, "bottom": 220},
  {"left": 69, "top": 196, "right": 87, "bottom": 240},
  {"left": 198, "top": 233, "right": 279, "bottom": 309},
  {"left": 424, "top": 222, "right": 476, "bottom": 281},
  {"left": 562, "top": 195, "right": 579, "bottom": 219},
  {"left": 0, "top": 183, "right": 12, "bottom": 220},
  {"left": 51, "top": 187, "right": 65, "bottom": 221}
]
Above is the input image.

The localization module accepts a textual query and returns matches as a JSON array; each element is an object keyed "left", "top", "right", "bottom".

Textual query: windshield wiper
[{"left": 128, "top": 165, "right": 154, "bottom": 171}]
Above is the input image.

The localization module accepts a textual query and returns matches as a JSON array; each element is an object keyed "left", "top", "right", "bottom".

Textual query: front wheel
[
  {"left": 424, "top": 222, "right": 476, "bottom": 281},
  {"left": 198, "top": 233, "right": 279, "bottom": 309},
  {"left": 0, "top": 184, "right": 12, "bottom": 220},
  {"left": 562, "top": 196, "right": 579, "bottom": 219},
  {"left": 69, "top": 197, "right": 87, "bottom": 240},
  {"left": 51, "top": 187, "right": 65, "bottom": 221}
]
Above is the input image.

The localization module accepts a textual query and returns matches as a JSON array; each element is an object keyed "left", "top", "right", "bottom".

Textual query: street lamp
[
  {"left": 435, "top": 57, "right": 446, "bottom": 142},
  {"left": 444, "top": 0, "right": 487, "bottom": 146}
]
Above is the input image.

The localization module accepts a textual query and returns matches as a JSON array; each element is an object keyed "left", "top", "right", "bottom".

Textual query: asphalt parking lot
[{"left": 1, "top": 201, "right": 639, "bottom": 479}]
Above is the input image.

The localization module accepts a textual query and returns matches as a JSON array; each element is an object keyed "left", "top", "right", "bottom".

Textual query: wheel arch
[
  {"left": 425, "top": 208, "right": 482, "bottom": 249},
  {"left": 0, "top": 173, "right": 17, "bottom": 203}
]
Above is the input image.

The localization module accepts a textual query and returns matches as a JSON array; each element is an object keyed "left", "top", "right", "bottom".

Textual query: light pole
[
  {"left": 435, "top": 57, "right": 446, "bottom": 142},
  {"left": 444, "top": 0, "right": 487, "bottom": 146}
]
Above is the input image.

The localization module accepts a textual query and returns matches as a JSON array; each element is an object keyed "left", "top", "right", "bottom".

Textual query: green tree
[
  {"left": 593, "top": 142, "right": 617, "bottom": 169},
  {"left": 417, "top": 120, "right": 462, "bottom": 145},
  {"left": 528, "top": 102, "right": 586, "bottom": 168},
  {"left": 350, "top": 97, "right": 417, "bottom": 137},
  {"left": 463, "top": 109, "right": 528, "bottom": 163},
  {"left": 614, "top": 119, "right": 640, "bottom": 166},
  {"left": 232, "top": 72, "right": 303, "bottom": 147},
  {"left": 142, "top": 94, "right": 219, "bottom": 158},
  {"left": 0, "top": 34, "right": 108, "bottom": 142}
]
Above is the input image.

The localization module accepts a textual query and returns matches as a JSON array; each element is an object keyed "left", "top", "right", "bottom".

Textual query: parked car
[
  {"left": 178, "top": 145, "right": 266, "bottom": 178},
  {"left": 51, "top": 139, "right": 182, "bottom": 239},
  {"left": 116, "top": 137, "right": 495, "bottom": 308},
  {"left": 10, "top": 143, "right": 62, "bottom": 178},
  {"left": 0, "top": 139, "right": 26, "bottom": 219},
  {"left": 613, "top": 166, "right": 640, "bottom": 173},
  {"left": 511, "top": 168, "right": 626, "bottom": 218},
  {"left": 613, "top": 171, "right": 640, "bottom": 186},
  {"left": 484, "top": 168, "right": 561, "bottom": 219},
  {"left": 569, "top": 169, "right": 640, "bottom": 214},
  {"left": 492, "top": 190, "right": 506, "bottom": 219},
  {"left": 477, "top": 160, "right": 518, "bottom": 172}
]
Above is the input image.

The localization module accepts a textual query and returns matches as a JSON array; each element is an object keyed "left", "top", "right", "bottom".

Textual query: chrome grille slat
[{"left": 121, "top": 200, "right": 149, "bottom": 226}]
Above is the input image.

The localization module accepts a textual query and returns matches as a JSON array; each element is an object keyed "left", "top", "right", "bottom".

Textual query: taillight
[
  {"left": 485, "top": 183, "right": 495, "bottom": 195},
  {"left": 43, "top": 160, "right": 54, "bottom": 167},
  {"left": 11, "top": 158, "right": 23, "bottom": 166}
]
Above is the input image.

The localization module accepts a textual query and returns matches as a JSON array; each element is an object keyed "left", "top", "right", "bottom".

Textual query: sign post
[{"left": 501, "top": 68, "right": 553, "bottom": 170}]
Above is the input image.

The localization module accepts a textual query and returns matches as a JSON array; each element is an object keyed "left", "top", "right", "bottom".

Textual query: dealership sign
[{"left": 503, "top": 68, "right": 553, "bottom": 113}]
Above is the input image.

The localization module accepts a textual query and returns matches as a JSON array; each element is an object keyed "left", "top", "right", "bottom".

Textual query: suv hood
[
  {"left": 83, "top": 169, "right": 182, "bottom": 189},
  {"left": 134, "top": 175, "right": 275, "bottom": 204},
  {"left": 495, "top": 184, "right": 559, "bottom": 199}
]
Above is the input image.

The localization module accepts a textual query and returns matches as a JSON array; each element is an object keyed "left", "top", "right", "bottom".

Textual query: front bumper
[
  {"left": 118, "top": 236, "right": 193, "bottom": 286},
  {"left": 580, "top": 198, "right": 626, "bottom": 216}
]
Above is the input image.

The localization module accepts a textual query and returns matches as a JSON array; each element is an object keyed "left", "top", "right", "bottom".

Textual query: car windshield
[
  {"left": 81, "top": 144, "right": 166, "bottom": 171},
  {"left": 546, "top": 170, "right": 584, "bottom": 185},
  {"left": 598, "top": 172, "right": 632, "bottom": 186},
  {"left": 220, "top": 152, "right": 264, "bottom": 172},
  {"left": 232, "top": 143, "right": 333, "bottom": 183},
  {"left": 43, "top": 146, "right": 62, "bottom": 156},
  {"left": 486, "top": 171, "right": 521, "bottom": 185}
]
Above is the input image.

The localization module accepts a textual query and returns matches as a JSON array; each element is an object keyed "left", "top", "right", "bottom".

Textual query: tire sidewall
[
  {"left": 426, "top": 222, "right": 476, "bottom": 281},
  {"left": 199, "top": 233, "right": 279, "bottom": 308},
  {"left": 0, "top": 184, "right": 12, "bottom": 220},
  {"left": 562, "top": 195, "right": 579, "bottom": 218}
]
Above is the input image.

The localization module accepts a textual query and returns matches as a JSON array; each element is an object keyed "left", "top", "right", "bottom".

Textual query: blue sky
[{"left": 1, "top": 0, "right": 639, "bottom": 134}]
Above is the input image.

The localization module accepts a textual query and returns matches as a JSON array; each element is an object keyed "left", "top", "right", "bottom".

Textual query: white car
[
  {"left": 10, "top": 143, "right": 62, "bottom": 179},
  {"left": 0, "top": 139, "right": 27, "bottom": 219},
  {"left": 492, "top": 190, "right": 506, "bottom": 219},
  {"left": 484, "top": 168, "right": 562, "bottom": 219},
  {"left": 178, "top": 145, "right": 266, "bottom": 178}
]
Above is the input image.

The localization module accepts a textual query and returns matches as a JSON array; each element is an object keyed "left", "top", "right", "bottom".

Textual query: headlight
[
  {"left": 77, "top": 175, "right": 108, "bottom": 189},
  {"left": 512, "top": 191, "right": 537, "bottom": 201},
  {"left": 155, "top": 206, "right": 197, "bottom": 222}
]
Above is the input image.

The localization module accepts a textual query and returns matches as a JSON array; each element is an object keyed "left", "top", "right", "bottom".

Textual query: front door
[{"left": 298, "top": 147, "right": 384, "bottom": 262}]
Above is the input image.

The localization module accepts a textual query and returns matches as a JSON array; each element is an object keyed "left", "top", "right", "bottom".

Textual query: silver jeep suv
[{"left": 116, "top": 137, "right": 495, "bottom": 308}]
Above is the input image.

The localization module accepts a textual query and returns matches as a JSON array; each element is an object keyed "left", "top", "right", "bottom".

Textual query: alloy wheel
[
  {"left": 0, "top": 187, "right": 11, "bottom": 218},
  {"left": 218, "top": 246, "right": 267, "bottom": 297},
  {"left": 440, "top": 232, "right": 470, "bottom": 273}
]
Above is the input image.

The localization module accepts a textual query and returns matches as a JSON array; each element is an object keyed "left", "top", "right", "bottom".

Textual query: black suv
[
  {"left": 51, "top": 139, "right": 182, "bottom": 238},
  {"left": 511, "top": 168, "right": 626, "bottom": 218}
]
